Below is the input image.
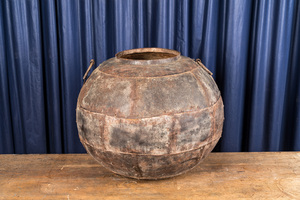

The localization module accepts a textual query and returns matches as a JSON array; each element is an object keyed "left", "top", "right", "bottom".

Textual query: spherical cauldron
[{"left": 76, "top": 48, "right": 224, "bottom": 179}]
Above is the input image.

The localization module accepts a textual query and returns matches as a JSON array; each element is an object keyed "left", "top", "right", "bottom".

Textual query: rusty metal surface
[{"left": 76, "top": 48, "right": 224, "bottom": 179}]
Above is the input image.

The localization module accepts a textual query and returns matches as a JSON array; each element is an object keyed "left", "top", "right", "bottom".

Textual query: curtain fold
[{"left": 0, "top": 0, "right": 299, "bottom": 153}]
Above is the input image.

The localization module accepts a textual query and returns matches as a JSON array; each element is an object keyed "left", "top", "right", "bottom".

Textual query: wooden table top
[{"left": 0, "top": 152, "right": 299, "bottom": 199}]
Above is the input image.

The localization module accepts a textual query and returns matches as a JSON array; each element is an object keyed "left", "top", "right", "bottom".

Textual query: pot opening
[
  {"left": 116, "top": 48, "right": 180, "bottom": 63},
  {"left": 119, "top": 52, "right": 176, "bottom": 60}
]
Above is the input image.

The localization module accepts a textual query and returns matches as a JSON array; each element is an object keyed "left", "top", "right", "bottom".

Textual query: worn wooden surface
[{"left": 0, "top": 152, "right": 299, "bottom": 199}]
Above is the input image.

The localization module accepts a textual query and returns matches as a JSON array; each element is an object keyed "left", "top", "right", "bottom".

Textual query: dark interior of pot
[{"left": 119, "top": 52, "right": 177, "bottom": 60}]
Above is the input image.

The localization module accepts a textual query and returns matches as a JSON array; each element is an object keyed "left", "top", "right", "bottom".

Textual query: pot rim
[{"left": 115, "top": 47, "right": 181, "bottom": 65}]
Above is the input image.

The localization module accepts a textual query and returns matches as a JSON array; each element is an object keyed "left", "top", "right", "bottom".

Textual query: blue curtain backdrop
[{"left": 0, "top": 0, "right": 299, "bottom": 154}]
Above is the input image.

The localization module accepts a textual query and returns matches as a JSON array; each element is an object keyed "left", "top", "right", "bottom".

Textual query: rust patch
[
  {"left": 214, "top": 97, "right": 225, "bottom": 139},
  {"left": 81, "top": 139, "right": 218, "bottom": 180},
  {"left": 174, "top": 109, "right": 212, "bottom": 153},
  {"left": 104, "top": 115, "right": 173, "bottom": 155},
  {"left": 81, "top": 73, "right": 133, "bottom": 118},
  {"left": 192, "top": 68, "right": 220, "bottom": 106},
  {"left": 167, "top": 119, "right": 178, "bottom": 154},
  {"left": 133, "top": 73, "right": 209, "bottom": 118},
  {"left": 129, "top": 79, "right": 138, "bottom": 116},
  {"left": 76, "top": 107, "right": 105, "bottom": 149}
]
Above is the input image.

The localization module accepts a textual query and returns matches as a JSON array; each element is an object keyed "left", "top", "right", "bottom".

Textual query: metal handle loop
[
  {"left": 83, "top": 59, "right": 95, "bottom": 83},
  {"left": 195, "top": 59, "right": 213, "bottom": 76}
]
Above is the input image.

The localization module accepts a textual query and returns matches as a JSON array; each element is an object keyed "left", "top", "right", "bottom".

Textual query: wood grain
[{"left": 0, "top": 152, "right": 299, "bottom": 199}]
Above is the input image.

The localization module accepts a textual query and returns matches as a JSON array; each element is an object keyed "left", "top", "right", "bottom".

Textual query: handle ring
[
  {"left": 83, "top": 59, "right": 95, "bottom": 83},
  {"left": 195, "top": 59, "right": 213, "bottom": 76}
]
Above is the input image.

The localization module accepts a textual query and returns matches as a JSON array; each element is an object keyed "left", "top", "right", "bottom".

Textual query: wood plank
[{"left": 0, "top": 152, "right": 299, "bottom": 199}]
